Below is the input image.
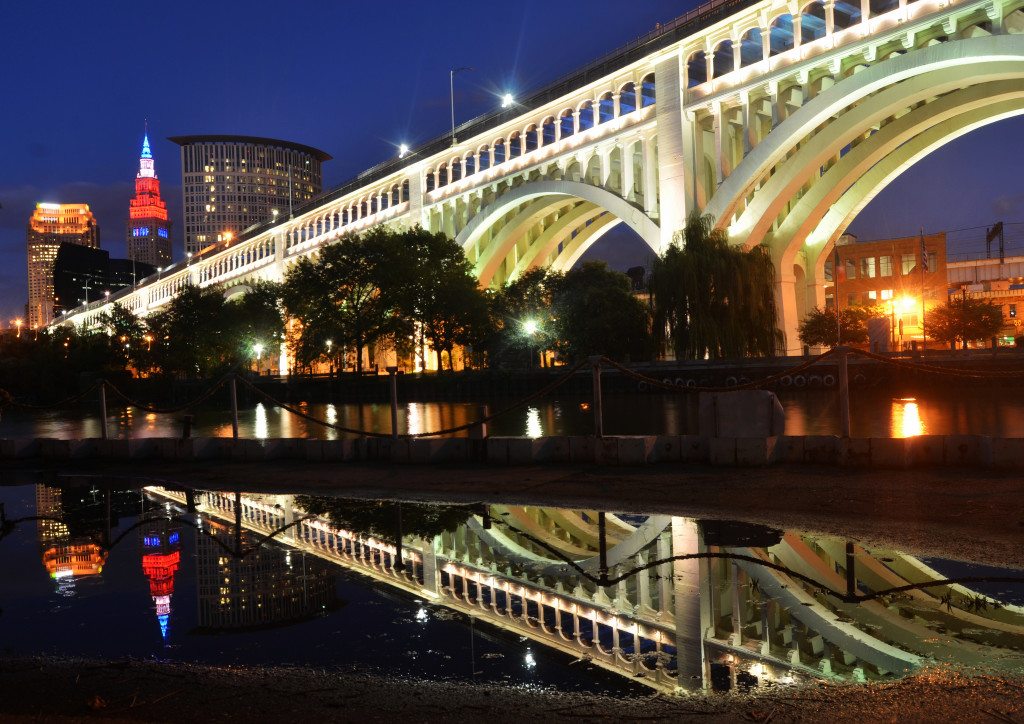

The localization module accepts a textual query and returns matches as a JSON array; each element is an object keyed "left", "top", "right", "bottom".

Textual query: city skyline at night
[{"left": 2, "top": 0, "right": 1024, "bottom": 324}]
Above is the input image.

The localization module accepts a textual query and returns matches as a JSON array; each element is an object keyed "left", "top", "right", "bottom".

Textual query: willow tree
[{"left": 650, "top": 212, "right": 781, "bottom": 359}]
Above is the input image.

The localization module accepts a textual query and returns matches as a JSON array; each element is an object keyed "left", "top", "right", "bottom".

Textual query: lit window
[{"left": 880, "top": 289, "right": 893, "bottom": 300}]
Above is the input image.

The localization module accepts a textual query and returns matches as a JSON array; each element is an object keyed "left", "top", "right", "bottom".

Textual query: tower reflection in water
[
  {"left": 35, "top": 485, "right": 108, "bottom": 596},
  {"left": 195, "top": 516, "right": 337, "bottom": 630},
  {"left": 139, "top": 516, "right": 182, "bottom": 642}
]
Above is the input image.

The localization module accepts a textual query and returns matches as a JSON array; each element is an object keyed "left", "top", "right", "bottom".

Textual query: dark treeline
[{"left": 1, "top": 215, "right": 786, "bottom": 395}]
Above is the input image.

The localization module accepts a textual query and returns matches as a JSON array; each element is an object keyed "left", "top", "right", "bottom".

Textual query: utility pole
[
  {"left": 919, "top": 228, "right": 927, "bottom": 350},
  {"left": 450, "top": 67, "right": 473, "bottom": 146}
]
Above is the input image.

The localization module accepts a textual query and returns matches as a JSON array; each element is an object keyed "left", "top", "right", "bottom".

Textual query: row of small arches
[
  {"left": 200, "top": 239, "right": 276, "bottom": 283},
  {"left": 285, "top": 180, "right": 412, "bottom": 248},
  {"left": 687, "top": 0, "right": 917, "bottom": 85},
  {"left": 425, "top": 75, "right": 655, "bottom": 191}
]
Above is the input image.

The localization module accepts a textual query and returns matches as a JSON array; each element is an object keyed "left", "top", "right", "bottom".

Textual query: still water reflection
[
  {"left": 2, "top": 482, "right": 1022, "bottom": 694},
  {"left": 3, "top": 386, "right": 1024, "bottom": 440}
]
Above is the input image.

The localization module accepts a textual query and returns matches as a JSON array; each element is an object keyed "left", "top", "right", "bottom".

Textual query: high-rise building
[
  {"left": 53, "top": 244, "right": 155, "bottom": 315},
  {"left": 27, "top": 203, "right": 99, "bottom": 329},
  {"left": 169, "top": 135, "right": 331, "bottom": 256},
  {"left": 126, "top": 131, "right": 172, "bottom": 267}
]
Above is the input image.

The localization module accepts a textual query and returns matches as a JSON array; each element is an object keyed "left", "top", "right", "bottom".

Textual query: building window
[
  {"left": 845, "top": 259, "right": 856, "bottom": 280},
  {"left": 860, "top": 257, "right": 876, "bottom": 278},
  {"left": 879, "top": 255, "right": 892, "bottom": 276},
  {"left": 901, "top": 253, "right": 915, "bottom": 275},
  {"left": 880, "top": 289, "right": 893, "bottom": 300},
  {"left": 927, "top": 251, "right": 937, "bottom": 272}
]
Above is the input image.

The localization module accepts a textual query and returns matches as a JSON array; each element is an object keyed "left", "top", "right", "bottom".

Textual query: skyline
[{"left": 2, "top": 0, "right": 1024, "bottom": 324}]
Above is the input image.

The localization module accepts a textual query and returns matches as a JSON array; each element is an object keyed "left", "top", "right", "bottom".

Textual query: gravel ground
[{"left": 1, "top": 656, "right": 1023, "bottom": 723}]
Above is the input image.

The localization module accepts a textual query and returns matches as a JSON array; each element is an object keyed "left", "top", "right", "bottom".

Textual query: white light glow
[
  {"left": 523, "top": 319, "right": 539, "bottom": 335},
  {"left": 501, "top": 93, "right": 515, "bottom": 108},
  {"left": 255, "top": 402, "right": 269, "bottom": 439},
  {"left": 398, "top": 144, "right": 410, "bottom": 158},
  {"left": 525, "top": 407, "right": 543, "bottom": 439}
]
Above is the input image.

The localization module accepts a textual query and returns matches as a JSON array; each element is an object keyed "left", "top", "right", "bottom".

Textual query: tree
[
  {"left": 486, "top": 268, "right": 562, "bottom": 368},
  {"left": 387, "top": 227, "right": 491, "bottom": 371},
  {"left": 282, "top": 234, "right": 403, "bottom": 373},
  {"left": 798, "top": 306, "right": 883, "bottom": 347},
  {"left": 146, "top": 284, "right": 234, "bottom": 377},
  {"left": 293, "top": 496, "right": 471, "bottom": 543},
  {"left": 649, "top": 212, "right": 781, "bottom": 359},
  {"left": 927, "top": 297, "right": 1004, "bottom": 348},
  {"left": 549, "top": 261, "right": 651, "bottom": 362},
  {"left": 97, "top": 302, "right": 145, "bottom": 371},
  {"left": 223, "top": 280, "right": 284, "bottom": 368}
]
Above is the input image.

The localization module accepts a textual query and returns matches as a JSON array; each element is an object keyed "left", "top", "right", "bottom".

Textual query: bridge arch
[
  {"left": 454, "top": 179, "right": 660, "bottom": 287},
  {"left": 700, "top": 34, "right": 1024, "bottom": 351}
]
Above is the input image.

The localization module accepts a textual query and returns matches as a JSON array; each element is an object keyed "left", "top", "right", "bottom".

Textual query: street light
[
  {"left": 523, "top": 318, "right": 540, "bottom": 368},
  {"left": 253, "top": 342, "right": 265, "bottom": 374},
  {"left": 450, "top": 66, "right": 474, "bottom": 146},
  {"left": 13, "top": 318, "right": 23, "bottom": 338},
  {"left": 501, "top": 93, "right": 515, "bottom": 108},
  {"left": 398, "top": 143, "right": 410, "bottom": 158}
]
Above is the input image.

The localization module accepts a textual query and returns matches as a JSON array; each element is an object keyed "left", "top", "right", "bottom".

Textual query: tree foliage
[
  {"left": 294, "top": 496, "right": 472, "bottom": 543},
  {"left": 798, "top": 306, "right": 883, "bottom": 347},
  {"left": 649, "top": 212, "right": 781, "bottom": 359},
  {"left": 549, "top": 262, "right": 651, "bottom": 362},
  {"left": 927, "top": 297, "right": 1004, "bottom": 347}
]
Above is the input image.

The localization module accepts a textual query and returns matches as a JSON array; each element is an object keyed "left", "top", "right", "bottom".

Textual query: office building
[
  {"left": 169, "top": 135, "right": 330, "bottom": 256},
  {"left": 26, "top": 203, "right": 99, "bottom": 329},
  {"left": 126, "top": 131, "right": 173, "bottom": 267},
  {"left": 53, "top": 244, "right": 155, "bottom": 315}
]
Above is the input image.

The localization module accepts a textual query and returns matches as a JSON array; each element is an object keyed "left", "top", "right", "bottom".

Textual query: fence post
[
  {"left": 386, "top": 366, "right": 399, "bottom": 440},
  {"left": 470, "top": 404, "right": 489, "bottom": 440},
  {"left": 99, "top": 381, "right": 108, "bottom": 441},
  {"left": 837, "top": 347, "right": 851, "bottom": 438},
  {"left": 589, "top": 355, "right": 604, "bottom": 438},
  {"left": 230, "top": 375, "right": 239, "bottom": 440}
]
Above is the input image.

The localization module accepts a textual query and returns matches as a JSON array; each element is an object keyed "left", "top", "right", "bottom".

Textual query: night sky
[{"left": 2, "top": 0, "right": 1022, "bottom": 323}]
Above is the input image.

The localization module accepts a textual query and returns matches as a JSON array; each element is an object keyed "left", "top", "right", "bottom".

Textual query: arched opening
[
  {"left": 619, "top": 82, "right": 637, "bottom": 114},
  {"left": 739, "top": 28, "right": 763, "bottom": 67},
  {"left": 509, "top": 132, "right": 522, "bottom": 158},
  {"left": 640, "top": 74, "right": 656, "bottom": 106},
  {"left": 525, "top": 125, "right": 540, "bottom": 152},
  {"left": 833, "top": 0, "right": 861, "bottom": 28},
  {"left": 493, "top": 138, "right": 506, "bottom": 165},
  {"left": 425, "top": 169, "right": 436, "bottom": 192},
  {"left": 800, "top": 1, "right": 828, "bottom": 43},
  {"left": 578, "top": 100, "right": 596, "bottom": 130},
  {"left": 769, "top": 14, "right": 796, "bottom": 55},
  {"left": 477, "top": 145, "right": 491, "bottom": 172},
  {"left": 869, "top": 0, "right": 900, "bottom": 16},
  {"left": 559, "top": 109, "right": 574, "bottom": 138},
  {"left": 713, "top": 40, "right": 734, "bottom": 78},
  {"left": 541, "top": 116, "right": 557, "bottom": 145},
  {"left": 598, "top": 92, "right": 615, "bottom": 123},
  {"left": 687, "top": 50, "right": 708, "bottom": 86},
  {"left": 464, "top": 152, "right": 476, "bottom": 176}
]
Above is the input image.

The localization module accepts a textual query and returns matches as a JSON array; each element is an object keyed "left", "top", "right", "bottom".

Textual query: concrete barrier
[{"left": 4, "top": 433, "right": 1024, "bottom": 470}]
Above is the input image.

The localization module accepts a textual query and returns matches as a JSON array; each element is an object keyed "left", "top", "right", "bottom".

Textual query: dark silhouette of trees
[
  {"left": 928, "top": 297, "right": 1004, "bottom": 348},
  {"left": 649, "top": 212, "right": 781, "bottom": 359}
]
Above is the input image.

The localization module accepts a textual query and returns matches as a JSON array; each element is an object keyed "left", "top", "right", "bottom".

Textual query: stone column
[
  {"left": 825, "top": 0, "right": 836, "bottom": 35},
  {"left": 712, "top": 101, "right": 725, "bottom": 185},
  {"left": 612, "top": 92, "right": 622, "bottom": 118},
  {"left": 621, "top": 139, "right": 635, "bottom": 201}
]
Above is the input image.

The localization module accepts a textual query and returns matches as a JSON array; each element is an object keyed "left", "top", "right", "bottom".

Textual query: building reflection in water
[
  {"left": 195, "top": 517, "right": 336, "bottom": 630},
  {"left": 139, "top": 516, "right": 182, "bottom": 642},
  {"left": 35, "top": 485, "right": 108, "bottom": 596}
]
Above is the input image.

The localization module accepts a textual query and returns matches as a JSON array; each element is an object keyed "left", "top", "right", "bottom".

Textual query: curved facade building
[{"left": 169, "top": 135, "right": 331, "bottom": 256}]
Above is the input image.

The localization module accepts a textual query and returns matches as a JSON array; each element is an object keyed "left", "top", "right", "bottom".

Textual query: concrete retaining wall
[{"left": 1, "top": 433, "right": 1022, "bottom": 469}]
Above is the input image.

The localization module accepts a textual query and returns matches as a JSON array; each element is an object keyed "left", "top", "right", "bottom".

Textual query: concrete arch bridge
[
  {"left": 150, "top": 488, "right": 1024, "bottom": 692},
  {"left": 57, "top": 0, "right": 1024, "bottom": 354}
]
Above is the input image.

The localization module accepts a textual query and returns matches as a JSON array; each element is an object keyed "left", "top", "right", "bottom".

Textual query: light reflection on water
[
  {"left": 3, "top": 388, "right": 1024, "bottom": 439},
  {"left": 892, "top": 399, "right": 925, "bottom": 438}
]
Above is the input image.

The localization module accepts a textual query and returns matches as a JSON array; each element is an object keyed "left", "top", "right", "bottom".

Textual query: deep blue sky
[{"left": 2, "top": 0, "right": 1022, "bottom": 323}]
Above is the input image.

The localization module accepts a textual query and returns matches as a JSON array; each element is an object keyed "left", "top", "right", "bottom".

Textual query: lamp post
[
  {"left": 523, "top": 319, "right": 540, "bottom": 369},
  {"left": 450, "top": 67, "right": 473, "bottom": 146},
  {"left": 253, "top": 342, "right": 265, "bottom": 374}
]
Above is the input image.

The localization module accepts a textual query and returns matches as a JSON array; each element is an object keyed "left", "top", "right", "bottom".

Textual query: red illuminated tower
[
  {"left": 140, "top": 519, "right": 182, "bottom": 642},
  {"left": 126, "top": 127, "right": 172, "bottom": 268}
]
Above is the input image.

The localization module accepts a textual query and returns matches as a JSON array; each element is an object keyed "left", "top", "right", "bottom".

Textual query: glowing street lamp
[
  {"left": 501, "top": 93, "right": 515, "bottom": 108},
  {"left": 13, "top": 318, "right": 23, "bottom": 337},
  {"left": 398, "top": 143, "right": 410, "bottom": 158},
  {"left": 253, "top": 342, "right": 265, "bottom": 360},
  {"left": 523, "top": 319, "right": 539, "bottom": 336}
]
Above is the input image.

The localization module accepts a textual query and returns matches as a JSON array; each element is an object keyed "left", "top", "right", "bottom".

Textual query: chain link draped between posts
[{"left": 4, "top": 347, "right": 1024, "bottom": 439}]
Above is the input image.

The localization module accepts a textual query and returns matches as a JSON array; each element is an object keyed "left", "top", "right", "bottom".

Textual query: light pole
[
  {"left": 450, "top": 67, "right": 473, "bottom": 146},
  {"left": 253, "top": 342, "right": 265, "bottom": 374},
  {"left": 523, "top": 319, "right": 540, "bottom": 369}
]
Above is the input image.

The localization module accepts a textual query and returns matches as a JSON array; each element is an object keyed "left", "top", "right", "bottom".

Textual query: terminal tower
[{"left": 126, "top": 129, "right": 172, "bottom": 267}]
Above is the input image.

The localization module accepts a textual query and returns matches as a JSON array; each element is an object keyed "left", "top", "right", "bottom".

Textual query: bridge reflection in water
[{"left": 149, "top": 488, "right": 1024, "bottom": 693}]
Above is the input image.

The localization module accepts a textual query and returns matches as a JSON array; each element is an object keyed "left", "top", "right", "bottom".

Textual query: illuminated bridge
[
  {"left": 151, "top": 488, "right": 1024, "bottom": 692},
  {"left": 58, "top": 0, "right": 1024, "bottom": 353}
]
